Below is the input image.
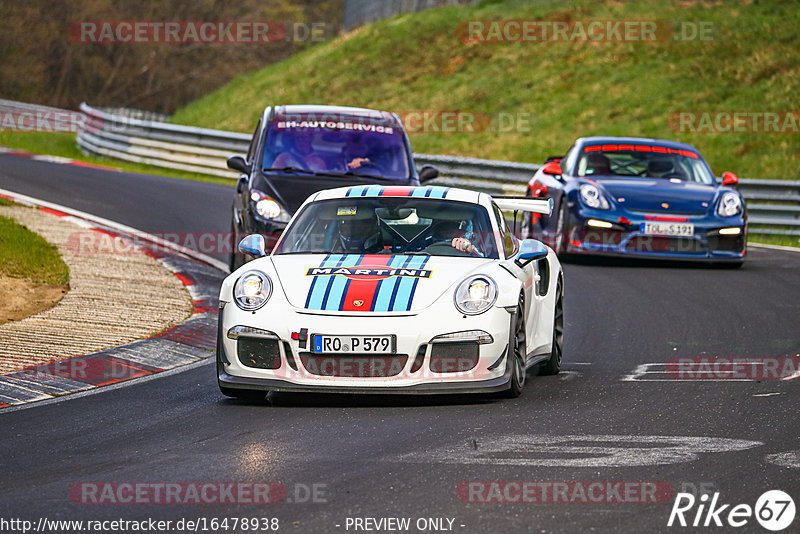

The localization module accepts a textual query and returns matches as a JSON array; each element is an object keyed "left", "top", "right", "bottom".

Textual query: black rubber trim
[{"left": 218, "top": 369, "right": 511, "bottom": 395}]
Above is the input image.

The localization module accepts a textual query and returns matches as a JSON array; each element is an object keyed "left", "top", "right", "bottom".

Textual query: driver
[
  {"left": 343, "top": 136, "right": 372, "bottom": 170},
  {"left": 432, "top": 220, "right": 484, "bottom": 257},
  {"left": 271, "top": 131, "right": 325, "bottom": 170},
  {"left": 335, "top": 214, "right": 383, "bottom": 253}
]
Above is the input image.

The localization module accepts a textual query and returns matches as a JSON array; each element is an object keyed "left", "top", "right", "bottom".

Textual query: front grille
[
  {"left": 238, "top": 338, "right": 282, "bottom": 369},
  {"left": 625, "top": 236, "right": 704, "bottom": 254},
  {"left": 299, "top": 354, "right": 408, "bottom": 377},
  {"left": 707, "top": 234, "right": 745, "bottom": 252},
  {"left": 429, "top": 342, "right": 479, "bottom": 373}
]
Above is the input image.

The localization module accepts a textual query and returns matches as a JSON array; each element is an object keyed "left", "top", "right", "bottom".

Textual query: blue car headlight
[
  {"left": 233, "top": 270, "right": 272, "bottom": 311},
  {"left": 717, "top": 192, "right": 743, "bottom": 217},
  {"left": 579, "top": 184, "right": 610, "bottom": 210}
]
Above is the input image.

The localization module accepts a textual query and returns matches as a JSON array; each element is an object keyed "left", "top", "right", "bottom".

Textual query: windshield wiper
[
  {"left": 314, "top": 171, "right": 400, "bottom": 182},
  {"left": 263, "top": 167, "right": 315, "bottom": 175}
]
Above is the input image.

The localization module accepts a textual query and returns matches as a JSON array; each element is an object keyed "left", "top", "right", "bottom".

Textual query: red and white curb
[
  {"left": 0, "top": 145, "right": 121, "bottom": 172},
  {"left": 0, "top": 188, "right": 227, "bottom": 409}
]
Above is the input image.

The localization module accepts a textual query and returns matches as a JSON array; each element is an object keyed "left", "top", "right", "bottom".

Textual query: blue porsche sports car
[{"left": 523, "top": 137, "right": 746, "bottom": 264}]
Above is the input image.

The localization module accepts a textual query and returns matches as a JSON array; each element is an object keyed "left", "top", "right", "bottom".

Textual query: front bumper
[
  {"left": 563, "top": 208, "right": 746, "bottom": 261},
  {"left": 217, "top": 300, "right": 514, "bottom": 394}
]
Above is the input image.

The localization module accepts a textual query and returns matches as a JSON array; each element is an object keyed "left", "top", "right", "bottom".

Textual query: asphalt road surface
[{"left": 1, "top": 154, "right": 799, "bottom": 533}]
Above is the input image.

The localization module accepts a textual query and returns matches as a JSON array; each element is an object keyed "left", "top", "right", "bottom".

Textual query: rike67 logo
[{"left": 668, "top": 490, "right": 796, "bottom": 531}]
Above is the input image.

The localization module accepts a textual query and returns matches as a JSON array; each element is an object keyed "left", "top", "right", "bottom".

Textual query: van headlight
[
  {"left": 233, "top": 270, "right": 272, "bottom": 311},
  {"left": 454, "top": 275, "right": 497, "bottom": 315}
]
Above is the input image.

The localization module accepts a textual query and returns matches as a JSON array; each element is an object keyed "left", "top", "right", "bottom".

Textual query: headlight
[
  {"left": 250, "top": 190, "right": 291, "bottom": 222},
  {"left": 579, "top": 184, "right": 610, "bottom": 210},
  {"left": 233, "top": 270, "right": 272, "bottom": 311},
  {"left": 454, "top": 275, "right": 497, "bottom": 315},
  {"left": 717, "top": 192, "right": 743, "bottom": 217}
]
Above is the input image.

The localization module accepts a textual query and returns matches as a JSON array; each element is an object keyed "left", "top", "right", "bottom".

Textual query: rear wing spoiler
[{"left": 493, "top": 196, "right": 553, "bottom": 216}]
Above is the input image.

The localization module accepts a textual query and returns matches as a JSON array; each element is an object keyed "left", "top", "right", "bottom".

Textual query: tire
[
  {"left": 501, "top": 294, "right": 527, "bottom": 398},
  {"left": 540, "top": 279, "right": 563, "bottom": 375}
]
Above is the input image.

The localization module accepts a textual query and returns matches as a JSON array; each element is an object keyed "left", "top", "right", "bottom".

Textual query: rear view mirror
[
  {"left": 516, "top": 239, "right": 548, "bottom": 267},
  {"left": 722, "top": 171, "right": 739, "bottom": 186},
  {"left": 419, "top": 165, "right": 439, "bottom": 183},
  {"left": 238, "top": 234, "right": 266, "bottom": 258},
  {"left": 227, "top": 155, "right": 250, "bottom": 174},
  {"left": 542, "top": 161, "right": 562, "bottom": 176}
]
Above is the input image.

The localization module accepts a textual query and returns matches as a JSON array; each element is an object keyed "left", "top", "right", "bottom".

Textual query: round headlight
[
  {"left": 454, "top": 275, "right": 497, "bottom": 315},
  {"left": 579, "top": 184, "right": 610, "bottom": 210},
  {"left": 255, "top": 199, "right": 283, "bottom": 219},
  {"left": 717, "top": 192, "right": 742, "bottom": 217},
  {"left": 233, "top": 270, "right": 272, "bottom": 311}
]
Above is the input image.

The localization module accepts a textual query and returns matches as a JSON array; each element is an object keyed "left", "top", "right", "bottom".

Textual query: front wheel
[
  {"left": 501, "top": 295, "right": 527, "bottom": 398},
  {"left": 540, "top": 279, "right": 563, "bottom": 375}
]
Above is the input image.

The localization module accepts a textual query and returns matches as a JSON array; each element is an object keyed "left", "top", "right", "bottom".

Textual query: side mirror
[
  {"left": 722, "top": 171, "right": 738, "bottom": 186},
  {"left": 419, "top": 165, "right": 439, "bottom": 183},
  {"left": 515, "top": 239, "right": 548, "bottom": 267},
  {"left": 542, "top": 161, "right": 562, "bottom": 176},
  {"left": 238, "top": 234, "right": 266, "bottom": 258},
  {"left": 227, "top": 155, "right": 250, "bottom": 174}
]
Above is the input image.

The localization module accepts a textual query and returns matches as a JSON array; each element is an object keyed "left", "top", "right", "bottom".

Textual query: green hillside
[{"left": 172, "top": 0, "right": 800, "bottom": 180}]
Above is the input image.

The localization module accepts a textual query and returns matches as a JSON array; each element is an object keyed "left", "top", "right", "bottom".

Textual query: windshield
[
  {"left": 576, "top": 144, "right": 715, "bottom": 185},
  {"left": 274, "top": 197, "right": 499, "bottom": 259},
  {"left": 261, "top": 115, "right": 411, "bottom": 180}
]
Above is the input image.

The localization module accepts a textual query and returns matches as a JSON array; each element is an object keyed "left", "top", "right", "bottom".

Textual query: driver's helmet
[
  {"left": 433, "top": 219, "right": 464, "bottom": 240},
  {"left": 337, "top": 215, "right": 381, "bottom": 252}
]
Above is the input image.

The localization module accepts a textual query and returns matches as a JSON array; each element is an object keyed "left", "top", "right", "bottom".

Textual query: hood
[
  {"left": 593, "top": 177, "right": 717, "bottom": 214},
  {"left": 271, "top": 254, "right": 490, "bottom": 313},
  {"left": 261, "top": 173, "right": 413, "bottom": 214}
]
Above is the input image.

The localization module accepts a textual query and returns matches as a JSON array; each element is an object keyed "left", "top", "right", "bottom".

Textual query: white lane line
[
  {"left": 0, "top": 187, "right": 229, "bottom": 273},
  {"left": 753, "top": 393, "right": 783, "bottom": 397},
  {"left": 391, "top": 435, "right": 763, "bottom": 468}
]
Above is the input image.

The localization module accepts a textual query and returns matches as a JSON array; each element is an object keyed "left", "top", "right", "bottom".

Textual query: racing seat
[
  {"left": 586, "top": 153, "right": 612, "bottom": 175},
  {"left": 647, "top": 158, "right": 685, "bottom": 180}
]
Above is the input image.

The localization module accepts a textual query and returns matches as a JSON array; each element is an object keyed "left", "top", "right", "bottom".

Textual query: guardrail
[{"left": 71, "top": 103, "right": 800, "bottom": 237}]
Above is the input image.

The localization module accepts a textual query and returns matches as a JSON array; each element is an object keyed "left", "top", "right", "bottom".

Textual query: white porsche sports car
[{"left": 217, "top": 185, "right": 563, "bottom": 399}]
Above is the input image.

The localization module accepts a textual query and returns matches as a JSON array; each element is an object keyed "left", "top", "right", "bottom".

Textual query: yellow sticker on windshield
[{"left": 337, "top": 206, "right": 357, "bottom": 216}]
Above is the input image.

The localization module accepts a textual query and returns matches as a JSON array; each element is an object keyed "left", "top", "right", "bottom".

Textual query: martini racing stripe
[
  {"left": 304, "top": 255, "right": 430, "bottom": 312},
  {"left": 341, "top": 255, "right": 394, "bottom": 312},
  {"left": 344, "top": 185, "right": 450, "bottom": 198},
  {"left": 372, "top": 255, "right": 429, "bottom": 312}
]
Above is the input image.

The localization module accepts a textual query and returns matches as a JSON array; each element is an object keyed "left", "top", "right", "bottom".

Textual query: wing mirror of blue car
[
  {"left": 419, "top": 165, "right": 439, "bottom": 183},
  {"left": 515, "top": 239, "right": 548, "bottom": 267},
  {"left": 227, "top": 155, "right": 251, "bottom": 174},
  {"left": 722, "top": 171, "right": 739, "bottom": 186},
  {"left": 541, "top": 161, "right": 562, "bottom": 176},
  {"left": 238, "top": 234, "right": 267, "bottom": 258}
]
